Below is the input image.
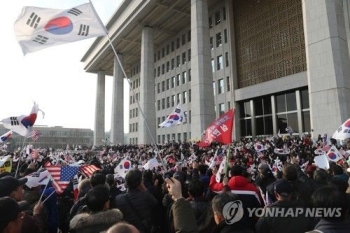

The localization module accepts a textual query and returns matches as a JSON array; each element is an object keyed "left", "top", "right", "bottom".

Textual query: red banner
[{"left": 197, "top": 109, "right": 234, "bottom": 147}]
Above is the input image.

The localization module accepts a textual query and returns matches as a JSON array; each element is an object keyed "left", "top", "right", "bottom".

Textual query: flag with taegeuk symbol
[
  {"left": 45, "top": 165, "right": 79, "bottom": 194},
  {"left": 14, "top": 2, "right": 107, "bottom": 55},
  {"left": 0, "top": 131, "right": 13, "bottom": 143}
]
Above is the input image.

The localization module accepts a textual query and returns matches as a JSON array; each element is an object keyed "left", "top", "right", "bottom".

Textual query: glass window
[
  {"left": 171, "top": 76, "right": 175, "bottom": 88},
  {"left": 157, "top": 83, "right": 160, "bottom": 93},
  {"left": 210, "top": 37, "right": 213, "bottom": 49},
  {"left": 301, "top": 89, "right": 309, "bottom": 109},
  {"left": 287, "top": 112, "right": 298, "bottom": 133},
  {"left": 157, "top": 100, "right": 161, "bottom": 110},
  {"left": 302, "top": 111, "right": 311, "bottom": 133},
  {"left": 167, "top": 96, "right": 170, "bottom": 108},
  {"left": 254, "top": 99, "right": 263, "bottom": 116},
  {"left": 225, "top": 52, "right": 229, "bottom": 67},
  {"left": 209, "top": 16, "right": 212, "bottom": 29},
  {"left": 176, "top": 56, "right": 180, "bottom": 67},
  {"left": 189, "top": 89, "right": 191, "bottom": 102},
  {"left": 177, "top": 93, "right": 181, "bottom": 104},
  {"left": 162, "top": 48, "right": 165, "bottom": 57},
  {"left": 176, "top": 38, "right": 180, "bottom": 49},
  {"left": 256, "top": 117, "right": 264, "bottom": 135},
  {"left": 157, "top": 67, "right": 160, "bottom": 77},
  {"left": 240, "top": 101, "right": 251, "bottom": 118},
  {"left": 158, "top": 51, "right": 160, "bottom": 60},
  {"left": 176, "top": 74, "right": 181, "bottom": 86},
  {"left": 215, "top": 11, "right": 221, "bottom": 25},
  {"left": 166, "top": 79, "right": 170, "bottom": 90},
  {"left": 188, "top": 49, "right": 191, "bottom": 61},
  {"left": 183, "top": 91, "right": 187, "bottom": 103},
  {"left": 240, "top": 119, "right": 252, "bottom": 136},
  {"left": 213, "top": 82, "right": 216, "bottom": 96},
  {"left": 226, "top": 76, "right": 230, "bottom": 92},
  {"left": 286, "top": 92, "right": 296, "bottom": 111},
  {"left": 188, "top": 30, "right": 191, "bottom": 42},
  {"left": 188, "top": 69, "right": 191, "bottom": 81},
  {"left": 171, "top": 41, "right": 174, "bottom": 52},
  {"left": 224, "top": 29, "right": 228, "bottom": 43},
  {"left": 166, "top": 61, "right": 170, "bottom": 72},
  {"left": 182, "top": 71, "right": 187, "bottom": 84},
  {"left": 219, "top": 103, "right": 225, "bottom": 115},
  {"left": 189, "top": 110, "right": 191, "bottom": 123},
  {"left": 276, "top": 94, "right": 286, "bottom": 113},
  {"left": 218, "top": 79, "right": 224, "bottom": 94},
  {"left": 216, "top": 32, "right": 222, "bottom": 47},
  {"left": 223, "top": 7, "right": 226, "bottom": 20},
  {"left": 182, "top": 34, "right": 186, "bottom": 45},
  {"left": 217, "top": 55, "right": 223, "bottom": 70},
  {"left": 162, "top": 64, "right": 165, "bottom": 74},
  {"left": 172, "top": 95, "right": 175, "bottom": 107},
  {"left": 211, "top": 59, "right": 215, "bottom": 72},
  {"left": 162, "top": 81, "right": 165, "bottom": 92},
  {"left": 162, "top": 98, "right": 165, "bottom": 109},
  {"left": 171, "top": 59, "right": 175, "bottom": 70},
  {"left": 177, "top": 133, "right": 181, "bottom": 141},
  {"left": 263, "top": 96, "right": 272, "bottom": 114},
  {"left": 166, "top": 45, "right": 169, "bottom": 55},
  {"left": 182, "top": 52, "right": 186, "bottom": 64}
]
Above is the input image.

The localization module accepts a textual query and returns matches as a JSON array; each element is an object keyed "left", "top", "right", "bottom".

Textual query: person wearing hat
[
  {"left": 0, "top": 176, "right": 27, "bottom": 201},
  {"left": 256, "top": 180, "right": 314, "bottom": 233},
  {"left": 0, "top": 176, "right": 45, "bottom": 233},
  {"left": 0, "top": 197, "right": 24, "bottom": 233}
]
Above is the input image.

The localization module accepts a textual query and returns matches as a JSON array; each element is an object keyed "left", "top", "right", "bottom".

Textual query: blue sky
[{"left": 0, "top": 0, "right": 128, "bottom": 132}]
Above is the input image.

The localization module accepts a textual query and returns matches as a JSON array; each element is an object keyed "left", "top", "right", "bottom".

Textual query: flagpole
[
  {"left": 15, "top": 137, "right": 27, "bottom": 178},
  {"left": 88, "top": 0, "right": 167, "bottom": 172}
]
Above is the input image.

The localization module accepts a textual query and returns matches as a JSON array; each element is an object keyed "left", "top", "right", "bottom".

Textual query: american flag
[
  {"left": 30, "top": 130, "right": 41, "bottom": 141},
  {"left": 80, "top": 164, "right": 100, "bottom": 178},
  {"left": 46, "top": 165, "right": 79, "bottom": 194}
]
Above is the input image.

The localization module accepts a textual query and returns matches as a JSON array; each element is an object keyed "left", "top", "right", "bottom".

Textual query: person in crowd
[
  {"left": 210, "top": 165, "right": 262, "bottom": 230},
  {"left": 330, "top": 164, "right": 349, "bottom": 183},
  {"left": 256, "top": 180, "right": 314, "bottom": 233},
  {"left": 106, "top": 174, "right": 122, "bottom": 208},
  {"left": 70, "top": 185, "right": 123, "bottom": 233},
  {"left": 187, "top": 179, "right": 216, "bottom": 233},
  {"left": 69, "top": 170, "right": 106, "bottom": 219},
  {"left": 0, "top": 176, "right": 45, "bottom": 233},
  {"left": 310, "top": 169, "right": 329, "bottom": 191},
  {"left": 211, "top": 192, "right": 254, "bottom": 233},
  {"left": 107, "top": 222, "right": 140, "bottom": 233},
  {"left": 254, "top": 163, "right": 276, "bottom": 194},
  {"left": 306, "top": 186, "right": 350, "bottom": 233},
  {"left": 0, "top": 197, "right": 24, "bottom": 233},
  {"left": 192, "top": 162, "right": 210, "bottom": 194},
  {"left": 267, "top": 163, "right": 312, "bottom": 207},
  {"left": 164, "top": 177, "right": 198, "bottom": 233},
  {"left": 115, "top": 169, "right": 158, "bottom": 233}
]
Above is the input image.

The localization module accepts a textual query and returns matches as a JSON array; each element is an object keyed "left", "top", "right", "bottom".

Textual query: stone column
[
  {"left": 302, "top": 0, "right": 350, "bottom": 138},
  {"left": 110, "top": 54, "right": 124, "bottom": 145},
  {"left": 94, "top": 71, "right": 105, "bottom": 146},
  {"left": 190, "top": 0, "right": 216, "bottom": 139},
  {"left": 139, "top": 26, "right": 156, "bottom": 144}
]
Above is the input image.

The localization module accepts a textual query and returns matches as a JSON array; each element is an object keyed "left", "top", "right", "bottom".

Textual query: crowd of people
[{"left": 0, "top": 134, "right": 350, "bottom": 233}]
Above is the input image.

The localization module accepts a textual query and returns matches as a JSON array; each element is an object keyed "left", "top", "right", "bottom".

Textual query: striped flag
[
  {"left": 30, "top": 130, "right": 41, "bottom": 141},
  {"left": 46, "top": 165, "right": 79, "bottom": 194},
  {"left": 80, "top": 164, "right": 100, "bottom": 178}
]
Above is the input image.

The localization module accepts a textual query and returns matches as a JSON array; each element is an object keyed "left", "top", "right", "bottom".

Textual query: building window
[
  {"left": 171, "top": 41, "right": 175, "bottom": 52},
  {"left": 209, "top": 16, "right": 212, "bottom": 29},
  {"left": 188, "top": 49, "right": 191, "bottom": 61},
  {"left": 162, "top": 81, "right": 165, "bottom": 92},
  {"left": 176, "top": 55, "right": 180, "bottom": 67},
  {"left": 183, "top": 91, "right": 187, "bottom": 103},
  {"left": 188, "top": 69, "right": 191, "bottom": 81},
  {"left": 166, "top": 44, "right": 170, "bottom": 55},
  {"left": 219, "top": 103, "right": 225, "bottom": 116},
  {"left": 166, "top": 79, "right": 170, "bottom": 90},
  {"left": 189, "top": 89, "right": 191, "bottom": 102},
  {"left": 218, "top": 79, "right": 224, "bottom": 94},
  {"left": 188, "top": 30, "right": 191, "bottom": 42},
  {"left": 157, "top": 83, "right": 160, "bottom": 93},
  {"left": 166, "top": 61, "right": 170, "bottom": 72},
  {"left": 158, "top": 50, "right": 160, "bottom": 60},
  {"left": 189, "top": 110, "right": 191, "bottom": 123},
  {"left": 223, "top": 7, "right": 226, "bottom": 20},
  {"left": 162, "top": 64, "right": 165, "bottom": 74},
  {"left": 172, "top": 95, "right": 175, "bottom": 107},
  {"left": 177, "top": 93, "right": 181, "bottom": 104},
  {"left": 171, "top": 76, "right": 175, "bottom": 88},
  {"left": 210, "top": 37, "right": 213, "bottom": 49},
  {"left": 157, "top": 100, "right": 161, "bottom": 111},
  {"left": 162, "top": 48, "right": 165, "bottom": 57},
  {"left": 217, "top": 55, "right": 223, "bottom": 70},
  {"left": 157, "top": 67, "right": 160, "bottom": 77},
  {"left": 213, "top": 82, "right": 216, "bottom": 96},
  {"left": 182, "top": 71, "right": 187, "bottom": 84},
  {"left": 182, "top": 52, "right": 186, "bottom": 64},
  {"left": 215, "top": 11, "right": 221, "bottom": 25},
  {"left": 182, "top": 34, "right": 186, "bottom": 45},
  {"left": 162, "top": 98, "right": 165, "bottom": 109},
  {"left": 211, "top": 59, "right": 215, "bottom": 72},
  {"left": 176, "top": 74, "right": 181, "bottom": 86},
  {"left": 225, "top": 52, "right": 229, "bottom": 67},
  {"left": 216, "top": 32, "right": 222, "bottom": 47},
  {"left": 171, "top": 58, "right": 175, "bottom": 70},
  {"left": 176, "top": 38, "right": 180, "bottom": 49},
  {"left": 167, "top": 96, "right": 170, "bottom": 108},
  {"left": 224, "top": 29, "right": 228, "bottom": 43},
  {"left": 227, "top": 101, "right": 231, "bottom": 110},
  {"left": 226, "top": 76, "right": 230, "bottom": 92}
]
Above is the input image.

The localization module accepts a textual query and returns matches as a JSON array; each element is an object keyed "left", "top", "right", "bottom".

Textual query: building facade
[
  {"left": 0, "top": 124, "right": 93, "bottom": 150},
  {"left": 82, "top": 0, "right": 350, "bottom": 145}
]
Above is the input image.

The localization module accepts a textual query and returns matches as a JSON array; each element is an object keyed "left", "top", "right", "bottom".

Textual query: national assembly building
[{"left": 82, "top": 0, "right": 350, "bottom": 146}]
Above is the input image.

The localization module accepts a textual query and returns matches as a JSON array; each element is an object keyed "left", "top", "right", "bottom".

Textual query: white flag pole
[{"left": 88, "top": 0, "right": 167, "bottom": 172}]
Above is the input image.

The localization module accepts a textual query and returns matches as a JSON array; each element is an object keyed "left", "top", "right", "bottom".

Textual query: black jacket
[
  {"left": 115, "top": 188, "right": 158, "bottom": 233},
  {"left": 212, "top": 220, "right": 254, "bottom": 233},
  {"left": 306, "top": 219, "right": 350, "bottom": 233}
]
